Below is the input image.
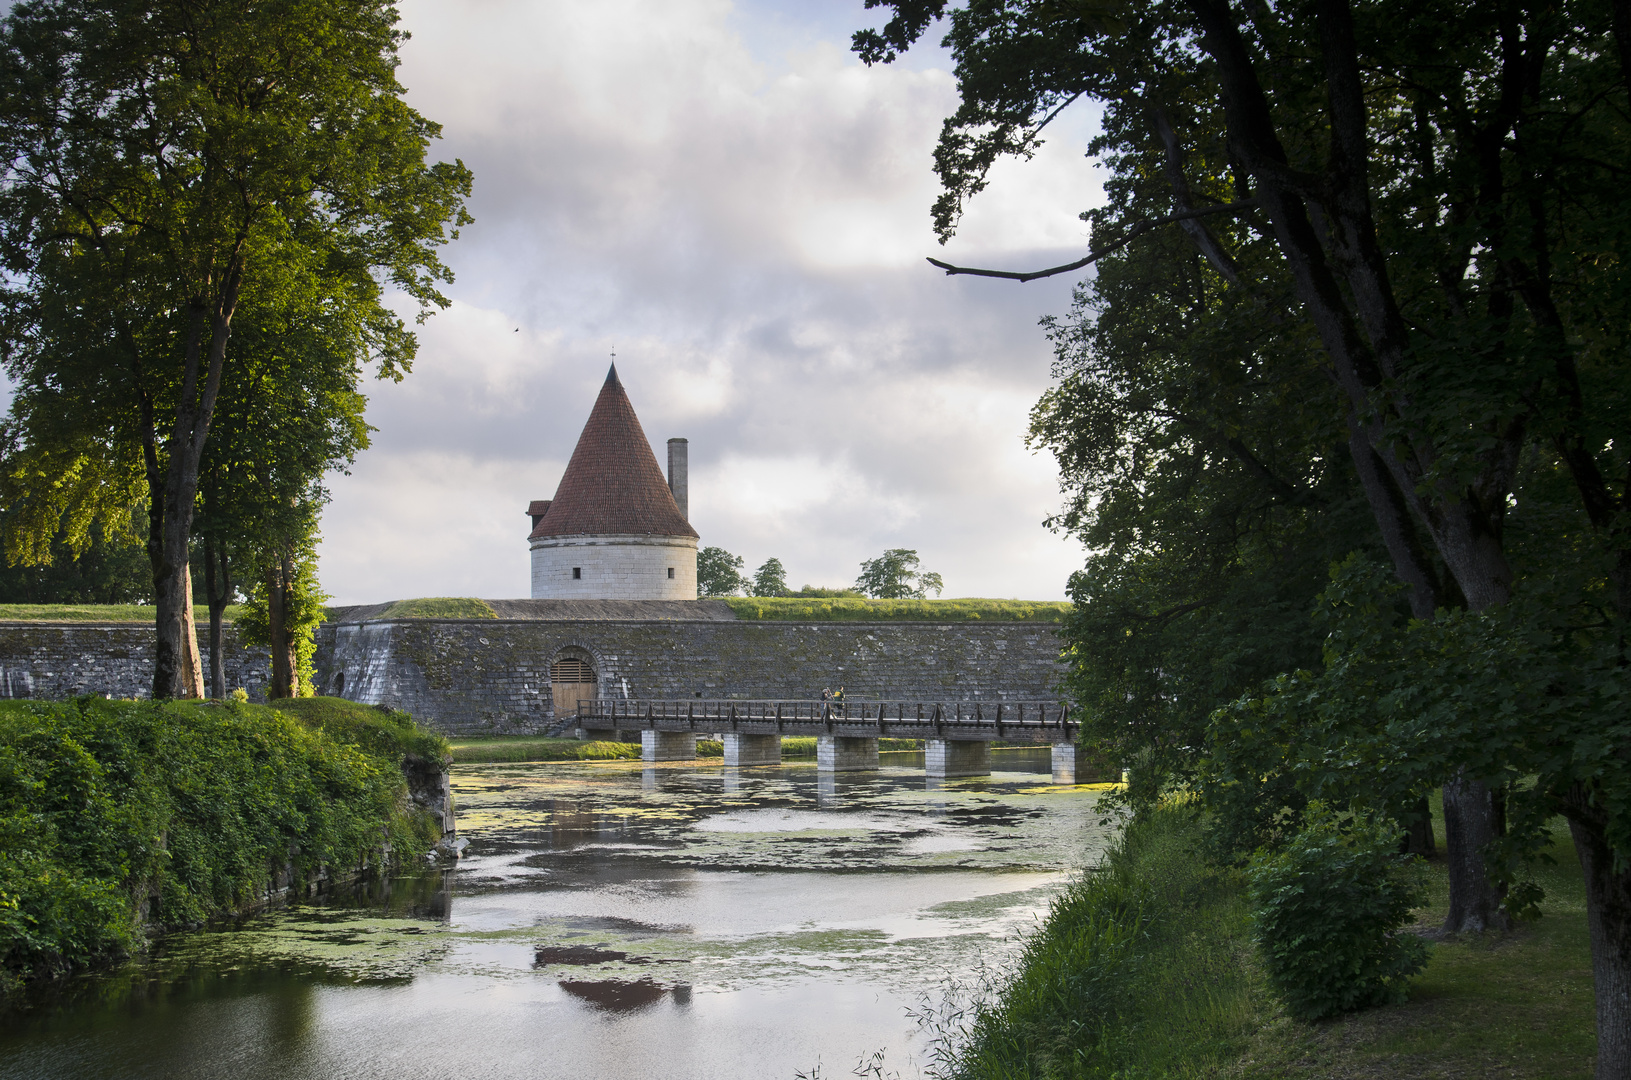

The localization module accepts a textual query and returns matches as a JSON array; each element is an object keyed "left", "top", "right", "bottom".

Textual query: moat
[{"left": 0, "top": 751, "right": 1113, "bottom": 1079}]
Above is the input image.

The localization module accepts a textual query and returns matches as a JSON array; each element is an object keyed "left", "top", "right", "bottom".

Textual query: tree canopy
[
  {"left": 857, "top": 0, "right": 1631, "bottom": 1063},
  {"left": 855, "top": 548, "right": 944, "bottom": 598},
  {"left": 0, "top": 0, "right": 471, "bottom": 698},
  {"left": 697, "top": 546, "right": 748, "bottom": 597}
]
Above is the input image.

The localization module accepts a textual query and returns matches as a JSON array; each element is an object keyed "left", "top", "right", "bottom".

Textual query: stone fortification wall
[
  {"left": 314, "top": 612, "right": 1067, "bottom": 736},
  {"left": 0, "top": 623, "right": 271, "bottom": 701}
]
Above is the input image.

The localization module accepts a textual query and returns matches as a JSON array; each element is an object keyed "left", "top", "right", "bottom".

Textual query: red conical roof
[{"left": 529, "top": 365, "right": 698, "bottom": 540}]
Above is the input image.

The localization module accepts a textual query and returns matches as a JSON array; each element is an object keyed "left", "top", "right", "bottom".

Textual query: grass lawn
[
  {"left": 952, "top": 801, "right": 1596, "bottom": 1079},
  {"left": 0, "top": 604, "right": 241, "bottom": 622},
  {"left": 1228, "top": 812, "right": 1595, "bottom": 1079}
]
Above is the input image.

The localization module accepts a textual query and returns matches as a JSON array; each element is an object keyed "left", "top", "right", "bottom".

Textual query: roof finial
[{"left": 607, "top": 346, "right": 619, "bottom": 385}]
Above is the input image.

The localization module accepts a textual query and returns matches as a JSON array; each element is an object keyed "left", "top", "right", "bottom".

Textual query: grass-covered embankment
[
  {"left": 722, "top": 597, "right": 1070, "bottom": 621},
  {"left": 0, "top": 696, "right": 450, "bottom": 997},
  {"left": 0, "top": 604, "right": 242, "bottom": 623},
  {"left": 948, "top": 805, "right": 1595, "bottom": 1079},
  {"left": 448, "top": 736, "right": 638, "bottom": 763}
]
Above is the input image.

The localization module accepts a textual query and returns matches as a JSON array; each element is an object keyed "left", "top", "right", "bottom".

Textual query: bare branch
[{"left": 925, "top": 200, "right": 1257, "bottom": 282}]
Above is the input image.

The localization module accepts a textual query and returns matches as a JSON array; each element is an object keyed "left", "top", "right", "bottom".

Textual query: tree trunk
[
  {"left": 1442, "top": 770, "right": 1511, "bottom": 933},
  {"left": 180, "top": 567, "right": 205, "bottom": 698},
  {"left": 203, "top": 535, "right": 231, "bottom": 699},
  {"left": 1569, "top": 813, "right": 1631, "bottom": 1080},
  {"left": 1400, "top": 793, "right": 1436, "bottom": 858},
  {"left": 268, "top": 556, "right": 292, "bottom": 699},
  {"left": 151, "top": 504, "right": 195, "bottom": 700}
]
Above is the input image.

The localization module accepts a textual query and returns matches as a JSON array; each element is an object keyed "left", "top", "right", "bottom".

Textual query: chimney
[{"left": 667, "top": 438, "right": 688, "bottom": 521}]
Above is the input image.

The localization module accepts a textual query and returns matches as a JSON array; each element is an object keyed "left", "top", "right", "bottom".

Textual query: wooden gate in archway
[{"left": 551, "top": 657, "right": 597, "bottom": 720}]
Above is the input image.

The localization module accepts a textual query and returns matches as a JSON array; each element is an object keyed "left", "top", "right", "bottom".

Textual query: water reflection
[
  {"left": 558, "top": 977, "right": 689, "bottom": 1013},
  {"left": 0, "top": 756, "right": 1115, "bottom": 1080}
]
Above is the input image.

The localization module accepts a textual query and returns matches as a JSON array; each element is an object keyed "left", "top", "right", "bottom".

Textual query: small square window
[
  {"left": 668, "top": 567, "right": 675, "bottom": 579},
  {"left": 572, "top": 567, "right": 582, "bottom": 579}
]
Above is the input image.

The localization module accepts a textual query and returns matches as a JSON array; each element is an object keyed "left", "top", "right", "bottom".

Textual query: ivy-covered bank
[{"left": 0, "top": 696, "right": 451, "bottom": 998}]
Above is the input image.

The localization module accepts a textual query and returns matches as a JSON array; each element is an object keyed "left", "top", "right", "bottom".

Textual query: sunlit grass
[
  {"left": 0, "top": 604, "right": 241, "bottom": 622},
  {"left": 447, "top": 736, "right": 637, "bottom": 763}
]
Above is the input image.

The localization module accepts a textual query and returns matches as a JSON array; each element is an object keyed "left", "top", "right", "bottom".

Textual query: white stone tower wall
[{"left": 530, "top": 535, "right": 698, "bottom": 600}]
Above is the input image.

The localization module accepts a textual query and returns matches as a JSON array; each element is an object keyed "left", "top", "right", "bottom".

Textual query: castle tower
[{"left": 526, "top": 365, "right": 699, "bottom": 600}]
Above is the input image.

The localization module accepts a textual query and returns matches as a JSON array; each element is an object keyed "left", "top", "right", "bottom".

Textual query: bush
[
  {"left": 0, "top": 697, "right": 447, "bottom": 991},
  {"left": 1247, "top": 808, "right": 1429, "bottom": 1019}
]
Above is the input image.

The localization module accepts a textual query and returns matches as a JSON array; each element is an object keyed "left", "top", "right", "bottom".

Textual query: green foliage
[
  {"left": 750, "top": 557, "right": 789, "bottom": 597},
  {"left": 376, "top": 597, "right": 497, "bottom": 620},
  {"left": 266, "top": 698, "right": 448, "bottom": 764},
  {"left": 236, "top": 540, "right": 328, "bottom": 696},
  {"left": 0, "top": 509, "right": 150, "bottom": 604},
  {"left": 722, "top": 597, "right": 1069, "bottom": 621},
  {"left": 696, "top": 738, "right": 723, "bottom": 757},
  {"left": 1247, "top": 808, "right": 1429, "bottom": 1021},
  {"left": 0, "top": 696, "right": 446, "bottom": 990},
  {"left": 697, "top": 547, "right": 748, "bottom": 597},
  {"left": 0, "top": 0, "right": 471, "bottom": 695},
  {"left": 1212, "top": 552, "right": 1631, "bottom": 897},
  {"left": 791, "top": 586, "right": 863, "bottom": 598},
  {"left": 855, "top": 548, "right": 943, "bottom": 599}
]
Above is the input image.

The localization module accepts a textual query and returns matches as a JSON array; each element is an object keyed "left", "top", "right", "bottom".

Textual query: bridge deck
[{"left": 575, "top": 698, "right": 1074, "bottom": 743}]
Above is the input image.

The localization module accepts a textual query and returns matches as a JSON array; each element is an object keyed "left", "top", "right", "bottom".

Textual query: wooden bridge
[{"left": 574, "top": 698, "right": 1079, "bottom": 779}]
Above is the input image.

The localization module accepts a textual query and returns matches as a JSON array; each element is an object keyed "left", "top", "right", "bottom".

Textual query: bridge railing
[{"left": 575, "top": 698, "right": 1073, "bottom": 739}]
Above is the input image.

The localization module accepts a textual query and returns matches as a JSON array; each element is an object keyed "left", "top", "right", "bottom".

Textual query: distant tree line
[{"left": 696, "top": 546, "right": 943, "bottom": 599}]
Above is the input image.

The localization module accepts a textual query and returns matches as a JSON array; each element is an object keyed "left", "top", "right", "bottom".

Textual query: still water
[{"left": 1, "top": 750, "right": 1114, "bottom": 1080}]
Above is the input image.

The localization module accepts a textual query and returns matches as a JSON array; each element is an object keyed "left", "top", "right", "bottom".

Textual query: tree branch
[{"left": 925, "top": 201, "right": 1257, "bottom": 282}]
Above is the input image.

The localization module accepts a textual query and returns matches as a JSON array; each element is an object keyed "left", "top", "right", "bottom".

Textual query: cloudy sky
[{"left": 317, "top": 0, "right": 1106, "bottom": 603}]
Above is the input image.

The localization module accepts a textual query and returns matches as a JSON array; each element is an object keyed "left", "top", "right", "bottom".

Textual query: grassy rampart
[
  {"left": 0, "top": 604, "right": 242, "bottom": 623},
  {"left": 367, "top": 597, "right": 497, "bottom": 620},
  {"left": 722, "top": 597, "right": 1070, "bottom": 621},
  {"left": 0, "top": 696, "right": 450, "bottom": 998},
  {"left": 943, "top": 805, "right": 1594, "bottom": 1079}
]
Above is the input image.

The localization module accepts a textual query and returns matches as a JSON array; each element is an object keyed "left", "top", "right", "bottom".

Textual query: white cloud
[{"left": 311, "top": 0, "right": 1102, "bottom": 603}]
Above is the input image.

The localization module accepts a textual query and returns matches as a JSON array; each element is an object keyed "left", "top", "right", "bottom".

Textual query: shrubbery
[
  {"left": 0, "top": 696, "right": 448, "bottom": 994},
  {"left": 1247, "top": 808, "right": 1429, "bottom": 1019}
]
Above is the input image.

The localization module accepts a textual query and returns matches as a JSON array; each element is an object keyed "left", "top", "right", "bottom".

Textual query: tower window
[
  {"left": 668, "top": 567, "right": 675, "bottom": 579},
  {"left": 572, "top": 567, "right": 581, "bottom": 579}
]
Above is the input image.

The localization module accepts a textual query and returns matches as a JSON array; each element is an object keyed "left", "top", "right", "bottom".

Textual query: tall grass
[{"left": 942, "top": 806, "right": 1257, "bottom": 1079}]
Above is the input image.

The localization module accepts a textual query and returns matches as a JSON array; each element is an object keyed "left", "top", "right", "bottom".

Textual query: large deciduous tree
[
  {"left": 0, "top": 0, "right": 471, "bottom": 699},
  {"left": 857, "top": 0, "right": 1631, "bottom": 1068}
]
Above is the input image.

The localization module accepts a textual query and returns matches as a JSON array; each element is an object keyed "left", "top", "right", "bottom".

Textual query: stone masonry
[
  {"left": 0, "top": 606, "right": 1067, "bottom": 736},
  {"left": 314, "top": 607, "right": 1067, "bottom": 736},
  {"left": 0, "top": 623, "right": 271, "bottom": 701}
]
